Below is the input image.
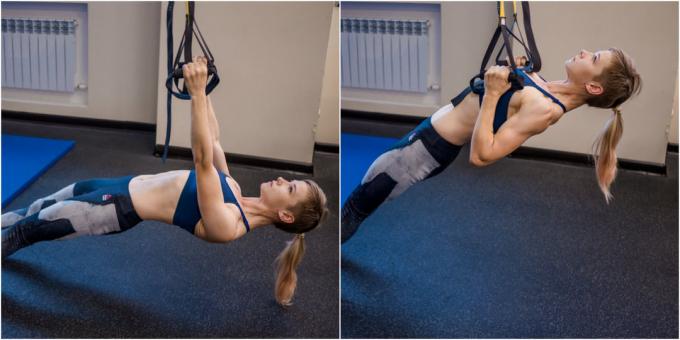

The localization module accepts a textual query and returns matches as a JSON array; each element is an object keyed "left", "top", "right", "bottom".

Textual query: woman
[
  {"left": 342, "top": 48, "right": 641, "bottom": 243},
  {"left": 2, "top": 56, "right": 328, "bottom": 306}
]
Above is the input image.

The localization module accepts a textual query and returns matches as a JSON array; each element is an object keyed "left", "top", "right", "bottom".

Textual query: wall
[
  {"left": 1, "top": 2, "right": 334, "bottom": 165},
  {"left": 343, "top": 2, "right": 678, "bottom": 166},
  {"left": 316, "top": 4, "right": 340, "bottom": 146},
  {"left": 156, "top": 2, "right": 333, "bottom": 165},
  {"left": 340, "top": 2, "right": 443, "bottom": 116},
  {"left": 670, "top": 76, "right": 678, "bottom": 145},
  {"left": 2, "top": 2, "right": 160, "bottom": 124},
  {"left": 517, "top": 2, "right": 677, "bottom": 165}
]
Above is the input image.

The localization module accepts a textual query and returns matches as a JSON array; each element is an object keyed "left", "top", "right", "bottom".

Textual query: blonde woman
[
  {"left": 342, "top": 48, "right": 641, "bottom": 243},
  {"left": 2, "top": 57, "right": 328, "bottom": 306}
]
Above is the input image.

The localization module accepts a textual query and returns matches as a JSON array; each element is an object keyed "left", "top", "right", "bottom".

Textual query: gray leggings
[
  {"left": 341, "top": 117, "right": 463, "bottom": 243},
  {"left": 2, "top": 176, "right": 141, "bottom": 258}
]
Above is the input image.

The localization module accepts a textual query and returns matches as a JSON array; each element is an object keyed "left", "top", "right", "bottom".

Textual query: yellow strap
[
  {"left": 185, "top": 1, "right": 189, "bottom": 18},
  {"left": 512, "top": 0, "right": 517, "bottom": 15}
]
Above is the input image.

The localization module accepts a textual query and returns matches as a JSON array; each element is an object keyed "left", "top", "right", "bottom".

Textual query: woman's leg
[
  {"left": 2, "top": 178, "right": 141, "bottom": 259},
  {"left": 341, "top": 118, "right": 462, "bottom": 243},
  {"left": 2, "top": 183, "right": 77, "bottom": 228},
  {"left": 1, "top": 176, "right": 133, "bottom": 228}
]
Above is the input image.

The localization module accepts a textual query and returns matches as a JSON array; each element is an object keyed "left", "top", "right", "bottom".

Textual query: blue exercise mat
[
  {"left": 341, "top": 133, "right": 398, "bottom": 205},
  {"left": 2, "top": 134, "right": 75, "bottom": 208}
]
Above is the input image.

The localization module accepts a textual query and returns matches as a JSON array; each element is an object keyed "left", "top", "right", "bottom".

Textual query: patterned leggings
[
  {"left": 2, "top": 176, "right": 142, "bottom": 259},
  {"left": 341, "top": 117, "right": 463, "bottom": 243}
]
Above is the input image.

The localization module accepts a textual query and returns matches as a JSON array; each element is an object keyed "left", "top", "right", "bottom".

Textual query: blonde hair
[
  {"left": 587, "top": 48, "right": 641, "bottom": 203},
  {"left": 273, "top": 180, "right": 328, "bottom": 306}
]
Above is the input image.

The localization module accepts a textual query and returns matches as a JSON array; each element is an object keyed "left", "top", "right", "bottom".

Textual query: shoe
[{"left": 341, "top": 202, "right": 367, "bottom": 244}]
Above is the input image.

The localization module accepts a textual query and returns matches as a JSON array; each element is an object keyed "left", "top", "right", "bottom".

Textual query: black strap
[
  {"left": 166, "top": 2, "right": 220, "bottom": 100},
  {"left": 499, "top": 23, "right": 523, "bottom": 91},
  {"left": 478, "top": 25, "right": 503, "bottom": 76},
  {"left": 452, "top": 1, "right": 542, "bottom": 109},
  {"left": 472, "top": 23, "right": 523, "bottom": 93},
  {"left": 521, "top": 1, "right": 541, "bottom": 72},
  {"left": 163, "top": 1, "right": 220, "bottom": 162},
  {"left": 451, "top": 86, "right": 473, "bottom": 107},
  {"left": 164, "top": 1, "right": 175, "bottom": 162},
  {"left": 494, "top": 13, "right": 514, "bottom": 66}
]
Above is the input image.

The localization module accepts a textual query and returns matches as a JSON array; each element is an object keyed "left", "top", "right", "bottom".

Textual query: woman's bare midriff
[
  {"left": 431, "top": 90, "right": 521, "bottom": 146},
  {"left": 128, "top": 170, "right": 191, "bottom": 225}
]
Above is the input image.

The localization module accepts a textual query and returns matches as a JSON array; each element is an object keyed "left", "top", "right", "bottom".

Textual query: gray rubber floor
[
  {"left": 2, "top": 118, "right": 339, "bottom": 338},
  {"left": 342, "top": 142, "right": 678, "bottom": 338}
]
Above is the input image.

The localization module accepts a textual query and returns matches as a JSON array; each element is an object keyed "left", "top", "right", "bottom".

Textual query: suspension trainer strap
[
  {"left": 164, "top": 1, "right": 175, "bottom": 162},
  {"left": 521, "top": 1, "right": 541, "bottom": 72},
  {"left": 163, "top": 1, "right": 220, "bottom": 162},
  {"left": 453, "top": 0, "right": 544, "bottom": 107},
  {"left": 494, "top": 13, "right": 514, "bottom": 66},
  {"left": 473, "top": 1, "right": 522, "bottom": 92}
]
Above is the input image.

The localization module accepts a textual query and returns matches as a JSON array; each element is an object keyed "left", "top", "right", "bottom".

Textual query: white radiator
[
  {"left": 1, "top": 18, "right": 77, "bottom": 92},
  {"left": 341, "top": 18, "right": 429, "bottom": 93}
]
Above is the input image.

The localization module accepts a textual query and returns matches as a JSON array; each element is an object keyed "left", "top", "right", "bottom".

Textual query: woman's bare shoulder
[
  {"left": 225, "top": 176, "right": 243, "bottom": 197},
  {"left": 515, "top": 88, "right": 561, "bottom": 127}
]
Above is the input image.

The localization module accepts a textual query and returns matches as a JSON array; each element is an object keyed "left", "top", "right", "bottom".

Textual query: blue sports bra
[
  {"left": 172, "top": 169, "right": 250, "bottom": 235},
  {"left": 451, "top": 67, "right": 567, "bottom": 133}
]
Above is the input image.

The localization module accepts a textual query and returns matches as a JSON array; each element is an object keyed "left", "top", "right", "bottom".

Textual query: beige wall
[
  {"left": 2, "top": 2, "right": 160, "bottom": 124},
  {"left": 157, "top": 2, "right": 333, "bottom": 165},
  {"left": 342, "top": 2, "right": 677, "bottom": 165},
  {"left": 340, "top": 2, "right": 443, "bottom": 116},
  {"left": 517, "top": 2, "right": 677, "bottom": 165},
  {"left": 1, "top": 2, "right": 334, "bottom": 165},
  {"left": 315, "top": 4, "right": 340, "bottom": 146},
  {"left": 670, "top": 76, "right": 678, "bottom": 145},
  {"left": 440, "top": 2, "right": 496, "bottom": 115}
]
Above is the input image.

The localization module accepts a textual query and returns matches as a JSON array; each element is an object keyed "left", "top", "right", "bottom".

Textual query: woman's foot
[
  {"left": 341, "top": 202, "right": 368, "bottom": 243},
  {"left": 2, "top": 227, "right": 24, "bottom": 259}
]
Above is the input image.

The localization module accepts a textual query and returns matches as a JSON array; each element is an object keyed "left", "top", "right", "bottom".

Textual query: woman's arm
[
  {"left": 206, "top": 96, "right": 230, "bottom": 175},
  {"left": 470, "top": 97, "right": 552, "bottom": 166},
  {"left": 185, "top": 57, "right": 240, "bottom": 242},
  {"left": 469, "top": 66, "right": 552, "bottom": 166},
  {"left": 190, "top": 92, "right": 213, "bottom": 167}
]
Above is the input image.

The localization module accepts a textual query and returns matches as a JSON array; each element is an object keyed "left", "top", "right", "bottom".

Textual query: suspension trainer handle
[
  {"left": 166, "top": 64, "right": 220, "bottom": 100},
  {"left": 171, "top": 61, "right": 219, "bottom": 79},
  {"left": 163, "top": 0, "right": 220, "bottom": 162},
  {"left": 472, "top": 1, "right": 524, "bottom": 92},
  {"left": 166, "top": 0, "right": 220, "bottom": 100}
]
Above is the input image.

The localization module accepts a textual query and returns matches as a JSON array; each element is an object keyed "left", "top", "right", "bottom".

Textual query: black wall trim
[
  {"left": 315, "top": 142, "right": 339, "bottom": 154},
  {"left": 342, "top": 111, "right": 668, "bottom": 175},
  {"left": 668, "top": 143, "right": 678, "bottom": 153},
  {"left": 2, "top": 110, "right": 156, "bottom": 132},
  {"left": 154, "top": 145, "right": 314, "bottom": 174},
  {"left": 510, "top": 146, "right": 666, "bottom": 175},
  {"left": 342, "top": 109, "right": 425, "bottom": 125}
]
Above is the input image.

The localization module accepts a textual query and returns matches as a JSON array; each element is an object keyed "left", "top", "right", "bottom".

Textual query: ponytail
[
  {"left": 592, "top": 108, "right": 624, "bottom": 203},
  {"left": 274, "top": 233, "right": 305, "bottom": 306},
  {"left": 271, "top": 179, "right": 327, "bottom": 306}
]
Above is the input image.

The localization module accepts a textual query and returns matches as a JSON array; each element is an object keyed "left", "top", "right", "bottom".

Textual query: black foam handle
[
  {"left": 166, "top": 64, "right": 220, "bottom": 100},
  {"left": 508, "top": 70, "right": 524, "bottom": 91},
  {"left": 172, "top": 62, "right": 218, "bottom": 78},
  {"left": 468, "top": 68, "right": 524, "bottom": 96}
]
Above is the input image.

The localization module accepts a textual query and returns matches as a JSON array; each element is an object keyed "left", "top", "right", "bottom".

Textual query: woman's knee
[{"left": 38, "top": 199, "right": 122, "bottom": 237}]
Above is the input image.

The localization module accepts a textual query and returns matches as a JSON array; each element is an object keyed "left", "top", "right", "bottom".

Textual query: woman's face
[
  {"left": 260, "top": 177, "right": 310, "bottom": 222},
  {"left": 564, "top": 49, "right": 614, "bottom": 91}
]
